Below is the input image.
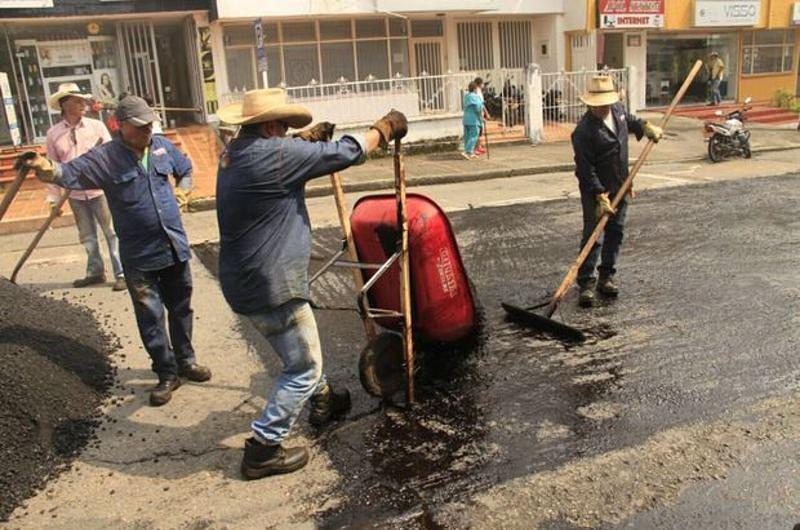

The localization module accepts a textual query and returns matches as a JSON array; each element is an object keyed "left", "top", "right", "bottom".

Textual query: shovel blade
[{"left": 502, "top": 302, "right": 587, "bottom": 343}]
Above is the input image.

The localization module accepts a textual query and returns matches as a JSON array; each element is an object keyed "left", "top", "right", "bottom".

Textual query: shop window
[
  {"left": 224, "top": 25, "right": 255, "bottom": 47},
  {"left": 389, "top": 19, "right": 408, "bottom": 37},
  {"left": 320, "top": 20, "right": 352, "bottom": 41},
  {"left": 321, "top": 42, "right": 355, "bottom": 83},
  {"left": 356, "top": 40, "right": 390, "bottom": 80},
  {"left": 282, "top": 22, "right": 316, "bottom": 43},
  {"left": 743, "top": 30, "right": 795, "bottom": 75},
  {"left": 225, "top": 47, "right": 256, "bottom": 92},
  {"left": 356, "top": 19, "right": 386, "bottom": 39},
  {"left": 390, "top": 39, "right": 410, "bottom": 77},
  {"left": 283, "top": 44, "right": 320, "bottom": 85}
]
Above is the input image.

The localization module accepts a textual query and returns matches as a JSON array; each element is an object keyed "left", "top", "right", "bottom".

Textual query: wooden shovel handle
[
  {"left": 0, "top": 166, "right": 30, "bottom": 223},
  {"left": 394, "top": 138, "right": 415, "bottom": 404},
  {"left": 545, "top": 60, "right": 704, "bottom": 317},
  {"left": 11, "top": 188, "right": 71, "bottom": 283}
]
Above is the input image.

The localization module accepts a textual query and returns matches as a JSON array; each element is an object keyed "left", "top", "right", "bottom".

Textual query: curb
[{"left": 188, "top": 143, "right": 800, "bottom": 214}]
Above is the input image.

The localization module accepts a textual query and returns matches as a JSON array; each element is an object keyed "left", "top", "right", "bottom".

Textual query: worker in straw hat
[
  {"left": 45, "top": 82, "right": 125, "bottom": 291},
  {"left": 571, "top": 75, "right": 663, "bottom": 307},
  {"left": 17, "top": 95, "right": 212, "bottom": 407},
  {"left": 215, "top": 88, "right": 407, "bottom": 480}
]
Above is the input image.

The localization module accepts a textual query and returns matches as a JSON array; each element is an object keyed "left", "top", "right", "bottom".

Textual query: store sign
[
  {"left": 792, "top": 2, "right": 800, "bottom": 25},
  {"left": 0, "top": 0, "right": 53, "bottom": 7},
  {"left": 599, "top": 0, "right": 665, "bottom": 28},
  {"left": 0, "top": 73, "right": 21, "bottom": 146},
  {"left": 695, "top": 0, "right": 760, "bottom": 27},
  {"left": 38, "top": 42, "right": 92, "bottom": 68}
]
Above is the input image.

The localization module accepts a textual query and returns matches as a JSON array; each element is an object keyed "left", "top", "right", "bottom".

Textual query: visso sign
[{"left": 695, "top": 0, "right": 761, "bottom": 27}]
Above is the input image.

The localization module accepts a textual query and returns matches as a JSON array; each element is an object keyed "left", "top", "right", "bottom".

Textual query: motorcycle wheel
[
  {"left": 708, "top": 135, "right": 723, "bottom": 163},
  {"left": 743, "top": 142, "right": 752, "bottom": 159}
]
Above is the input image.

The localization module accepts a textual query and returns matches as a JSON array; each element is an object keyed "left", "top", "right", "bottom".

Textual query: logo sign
[
  {"left": 0, "top": 0, "right": 53, "bottom": 7},
  {"left": 599, "top": 0, "right": 665, "bottom": 28},
  {"left": 0, "top": 72, "right": 21, "bottom": 146},
  {"left": 793, "top": 2, "right": 800, "bottom": 25},
  {"left": 695, "top": 0, "right": 761, "bottom": 27}
]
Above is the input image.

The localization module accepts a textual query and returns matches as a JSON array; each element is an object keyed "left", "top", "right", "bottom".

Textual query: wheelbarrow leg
[{"left": 394, "top": 138, "right": 414, "bottom": 404}]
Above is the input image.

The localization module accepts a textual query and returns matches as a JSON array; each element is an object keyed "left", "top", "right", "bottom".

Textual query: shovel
[
  {"left": 502, "top": 60, "right": 704, "bottom": 342},
  {"left": 11, "top": 188, "right": 71, "bottom": 283},
  {"left": 0, "top": 165, "right": 30, "bottom": 222}
]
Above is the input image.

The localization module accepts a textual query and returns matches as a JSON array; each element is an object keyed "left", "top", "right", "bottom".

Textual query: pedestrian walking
[
  {"left": 473, "top": 77, "right": 491, "bottom": 156},
  {"left": 215, "top": 88, "right": 407, "bottom": 479},
  {"left": 45, "top": 83, "right": 125, "bottom": 291},
  {"left": 19, "top": 96, "right": 212, "bottom": 407},
  {"left": 571, "top": 75, "right": 663, "bottom": 307},
  {"left": 706, "top": 51, "right": 725, "bottom": 106},
  {"left": 462, "top": 82, "right": 483, "bottom": 160}
]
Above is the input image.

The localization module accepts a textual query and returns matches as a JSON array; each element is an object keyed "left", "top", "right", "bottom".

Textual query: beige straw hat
[
  {"left": 579, "top": 76, "right": 620, "bottom": 107},
  {"left": 47, "top": 82, "right": 93, "bottom": 111},
  {"left": 217, "top": 88, "right": 312, "bottom": 128}
]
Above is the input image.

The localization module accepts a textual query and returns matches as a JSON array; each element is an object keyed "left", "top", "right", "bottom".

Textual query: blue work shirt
[
  {"left": 463, "top": 91, "right": 484, "bottom": 127},
  {"left": 53, "top": 135, "right": 193, "bottom": 271},
  {"left": 216, "top": 134, "right": 366, "bottom": 315}
]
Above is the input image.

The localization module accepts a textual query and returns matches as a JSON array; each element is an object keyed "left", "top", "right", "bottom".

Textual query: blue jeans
[
  {"left": 247, "top": 299, "right": 327, "bottom": 444},
  {"left": 710, "top": 78, "right": 722, "bottom": 105},
  {"left": 464, "top": 125, "right": 480, "bottom": 154},
  {"left": 124, "top": 259, "right": 196, "bottom": 379},
  {"left": 69, "top": 196, "right": 123, "bottom": 278},
  {"left": 577, "top": 192, "right": 628, "bottom": 283}
]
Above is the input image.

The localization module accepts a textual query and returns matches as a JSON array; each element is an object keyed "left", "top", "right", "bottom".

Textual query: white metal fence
[
  {"left": 540, "top": 68, "right": 630, "bottom": 141},
  {"left": 483, "top": 68, "right": 527, "bottom": 130}
]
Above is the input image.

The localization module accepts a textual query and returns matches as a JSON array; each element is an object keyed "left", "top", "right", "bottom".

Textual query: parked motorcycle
[{"left": 704, "top": 97, "right": 753, "bottom": 163}]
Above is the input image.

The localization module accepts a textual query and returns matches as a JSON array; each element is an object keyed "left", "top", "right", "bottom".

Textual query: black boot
[
  {"left": 240, "top": 437, "right": 309, "bottom": 480},
  {"left": 149, "top": 376, "right": 181, "bottom": 406},
  {"left": 578, "top": 277, "right": 596, "bottom": 307},
  {"left": 308, "top": 384, "right": 351, "bottom": 427},
  {"left": 597, "top": 275, "right": 619, "bottom": 297}
]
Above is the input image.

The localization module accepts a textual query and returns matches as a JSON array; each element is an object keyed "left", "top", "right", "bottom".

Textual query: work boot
[
  {"left": 578, "top": 278, "right": 596, "bottom": 308},
  {"left": 177, "top": 363, "right": 212, "bottom": 382},
  {"left": 308, "top": 384, "right": 351, "bottom": 427},
  {"left": 597, "top": 275, "right": 619, "bottom": 297},
  {"left": 149, "top": 375, "right": 181, "bottom": 406},
  {"left": 73, "top": 274, "right": 106, "bottom": 288},
  {"left": 112, "top": 276, "right": 127, "bottom": 291},
  {"left": 240, "top": 437, "right": 309, "bottom": 480}
]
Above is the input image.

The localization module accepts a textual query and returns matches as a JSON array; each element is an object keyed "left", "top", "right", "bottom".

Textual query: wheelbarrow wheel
[{"left": 359, "top": 332, "right": 406, "bottom": 398}]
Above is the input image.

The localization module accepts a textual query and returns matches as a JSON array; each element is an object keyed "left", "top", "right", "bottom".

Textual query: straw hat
[
  {"left": 579, "top": 75, "right": 620, "bottom": 107},
  {"left": 47, "top": 82, "right": 92, "bottom": 111},
  {"left": 217, "top": 88, "right": 312, "bottom": 128}
]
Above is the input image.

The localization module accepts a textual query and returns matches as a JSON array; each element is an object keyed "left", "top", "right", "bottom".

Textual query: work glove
[
  {"left": 370, "top": 109, "right": 408, "bottom": 147},
  {"left": 293, "top": 121, "right": 335, "bottom": 142},
  {"left": 643, "top": 121, "right": 663, "bottom": 143},
  {"left": 595, "top": 192, "right": 616, "bottom": 221},
  {"left": 15, "top": 151, "right": 57, "bottom": 183},
  {"left": 174, "top": 188, "right": 191, "bottom": 213}
]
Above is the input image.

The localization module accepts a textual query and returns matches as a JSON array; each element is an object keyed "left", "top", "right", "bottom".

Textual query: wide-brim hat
[
  {"left": 217, "top": 88, "right": 312, "bottom": 129},
  {"left": 48, "top": 82, "right": 92, "bottom": 111},
  {"left": 580, "top": 75, "right": 620, "bottom": 107}
]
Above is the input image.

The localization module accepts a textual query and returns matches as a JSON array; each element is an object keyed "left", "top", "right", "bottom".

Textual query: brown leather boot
[
  {"left": 597, "top": 275, "right": 619, "bottom": 297},
  {"left": 240, "top": 438, "right": 309, "bottom": 480},
  {"left": 149, "top": 376, "right": 181, "bottom": 406}
]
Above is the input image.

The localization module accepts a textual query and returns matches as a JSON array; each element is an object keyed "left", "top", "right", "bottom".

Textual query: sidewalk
[{"left": 3, "top": 112, "right": 800, "bottom": 234}]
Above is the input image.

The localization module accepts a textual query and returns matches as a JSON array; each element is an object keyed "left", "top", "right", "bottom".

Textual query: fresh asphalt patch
[{"left": 194, "top": 174, "right": 800, "bottom": 528}]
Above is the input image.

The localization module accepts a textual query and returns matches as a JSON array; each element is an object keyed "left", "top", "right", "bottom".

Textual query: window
[
  {"left": 223, "top": 18, "right": 409, "bottom": 89},
  {"left": 743, "top": 30, "right": 795, "bottom": 75},
  {"left": 499, "top": 21, "right": 532, "bottom": 68},
  {"left": 411, "top": 20, "right": 443, "bottom": 38},
  {"left": 457, "top": 22, "right": 493, "bottom": 71}
]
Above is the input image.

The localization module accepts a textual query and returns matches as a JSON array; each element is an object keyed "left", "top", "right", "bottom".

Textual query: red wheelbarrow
[{"left": 310, "top": 140, "right": 477, "bottom": 403}]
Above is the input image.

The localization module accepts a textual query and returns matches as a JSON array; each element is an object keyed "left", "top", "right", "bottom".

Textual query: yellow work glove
[
  {"left": 174, "top": 188, "right": 191, "bottom": 212},
  {"left": 15, "top": 151, "right": 57, "bottom": 182},
  {"left": 643, "top": 121, "right": 663, "bottom": 143},
  {"left": 595, "top": 193, "right": 616, "bottom": 221},
  {"left": 293, "top": 121, "right": 335, "bottom": 142}
]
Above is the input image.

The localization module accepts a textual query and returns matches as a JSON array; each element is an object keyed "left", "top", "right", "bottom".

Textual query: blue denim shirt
[
  {"left": 54, "top": 135, "right": 193, "bottom": 271},
  {"left": 216, "top": 134, "right": 366, "bottom": 315}
]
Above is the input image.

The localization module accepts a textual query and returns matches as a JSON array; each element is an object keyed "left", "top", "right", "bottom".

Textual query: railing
[
  {"left": 540, "top": 67, "right": 629, "bottom": 141},
  {"left": 219, "top": 71, "right": 477, "bottom": 127}
]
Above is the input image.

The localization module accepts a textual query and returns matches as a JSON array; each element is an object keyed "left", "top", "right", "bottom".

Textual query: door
[
  {"left": 116, "top": 21, "right": 165, "bottom": 122},
  {"left": 412, "top": 40, "right": 444, "bottom": 112}
]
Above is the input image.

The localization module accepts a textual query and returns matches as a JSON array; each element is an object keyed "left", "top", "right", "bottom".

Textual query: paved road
[{"left": 2, "top": 150, "right": 800, "bottom": 529}]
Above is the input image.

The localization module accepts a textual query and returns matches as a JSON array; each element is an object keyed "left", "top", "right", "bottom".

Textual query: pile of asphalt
[{"left": 0, "top": 278, "right": 115, "bottom": 521}]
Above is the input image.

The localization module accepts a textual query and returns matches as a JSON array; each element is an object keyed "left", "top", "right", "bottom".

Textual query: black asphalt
[{"left": 195, "top": 174, "right": 800, "bottom": 529}]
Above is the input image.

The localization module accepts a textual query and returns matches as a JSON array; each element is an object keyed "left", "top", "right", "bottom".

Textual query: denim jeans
[
  {"left": 577, "top": 191, "right": 628, "bottom": 283},
  {"left": 710, "top": 78, "right": 722, "bottom": 105},
  {"left": 69, "top": 196, "right": 124, "bottom": 279},
  {"left": 124, "top": 259, "right": 196, "bottom": 379},
  {"left": 247, "top": 299, "right": 327, "bottom": 444}
]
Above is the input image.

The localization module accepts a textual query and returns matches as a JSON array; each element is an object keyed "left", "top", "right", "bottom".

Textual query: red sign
[{"left": 599, "top": 0, "right": 665, "bottom": 28}]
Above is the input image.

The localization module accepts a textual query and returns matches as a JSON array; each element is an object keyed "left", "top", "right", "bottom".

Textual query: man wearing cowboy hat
[
  {"left": 706, "top": 51, "right": 725, "bottom": 106},
  {"left": 18, "top": 95, "right": 211, "bottom": 407},
  {"left": 215, "top": 88, "right": 407, "bottom": 479},
  {"left": 46, "top": 82, "right": 125, "bottom": 291},
  {"left": 572, "top": 75, "right": 663, "bottom": 307}
]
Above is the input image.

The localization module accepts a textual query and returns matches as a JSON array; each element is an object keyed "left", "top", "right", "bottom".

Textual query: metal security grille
[
  {"left": 116, "top": 21, "right": 165, "bottom": 121},
  {"left": 499, "top": 21, "right": 532, "bottom": 69},
  {"left": 414, "top": 41, "right": 444, "bottom": 112},
  {"left": 457, "top": 21, "right": 494, "bottom": 71}
]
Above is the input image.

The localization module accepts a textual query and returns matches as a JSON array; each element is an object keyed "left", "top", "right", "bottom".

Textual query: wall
[
  {"left": 564, "top": 0, "right": 589, "bottom": 31},
  {"left": 338, "top": 114, "right": 462, "bottom": 142},
  {"left": 624, "top": 31, "right": 647, "bottom": 109},
  {"left": 492, "top": 0, "right": 563, "bottom": 14},
  {"left": 0, "top": 0, "right": 207, "bottom": 18},
  {"left": 532, "top": 14, "right": 562, "bottom": 72}
]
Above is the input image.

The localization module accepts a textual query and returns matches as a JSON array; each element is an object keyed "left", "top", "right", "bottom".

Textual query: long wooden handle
[
  {"left": 483, "top": 122, "right": 490, "bottom": 160},
  {"left": 11, "top": 188, "right": 71, "bottom": 283},
  {"left": 328, "top": 172, "right": 376, "bottom": 340},
  {"left": 0, "top": 166, "right": 30, "bottom": 223},
  {"left": 394, "top": 138, "right": 415, "bottom": 404},
  {"left": 545, "top": 60, "right": 704, "bottom": 317}
]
